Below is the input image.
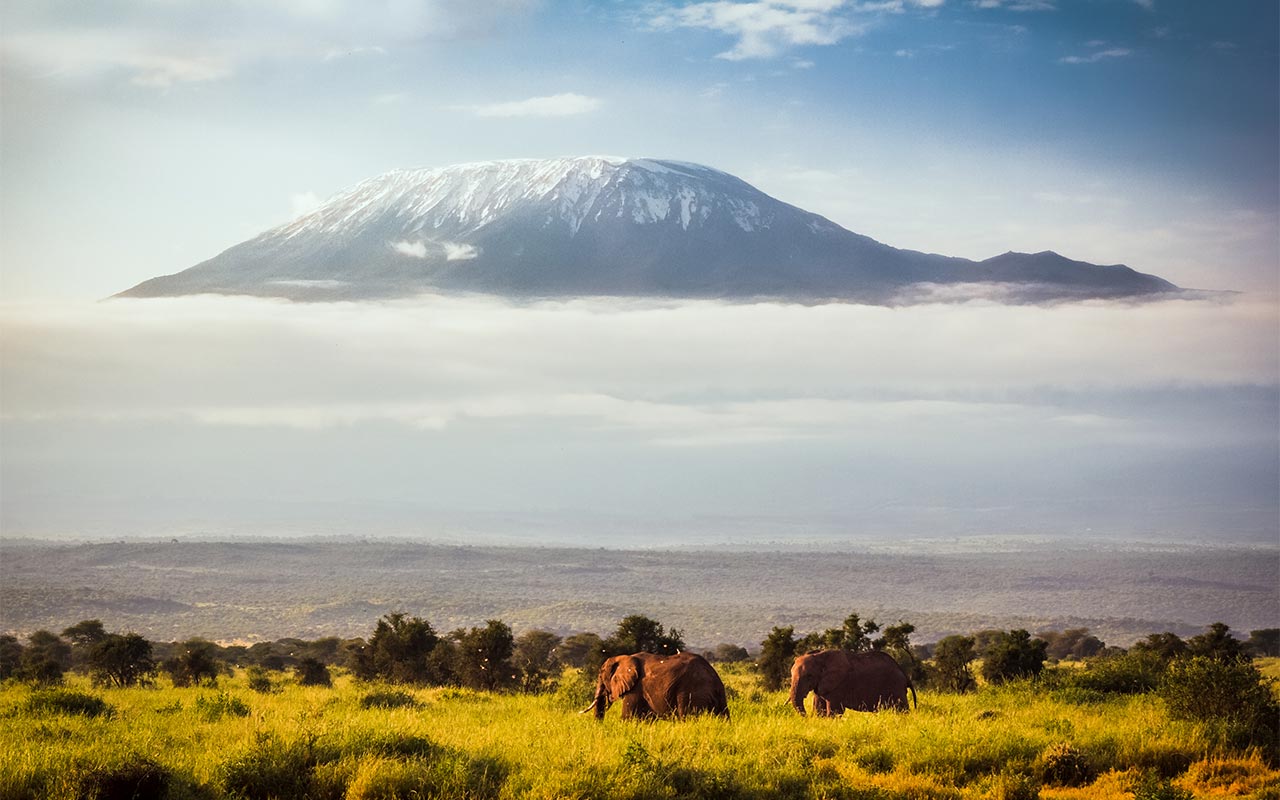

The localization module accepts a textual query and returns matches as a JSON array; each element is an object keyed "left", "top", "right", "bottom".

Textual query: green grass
[{"left": 1, "top": 665, "right": 1276, "bottom": 800}]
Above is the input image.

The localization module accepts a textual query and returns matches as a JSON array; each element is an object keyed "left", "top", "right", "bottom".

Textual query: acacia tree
[
  {"left": 981, "top": 630, "right": 1048, "bottom": 685},
  {"left": 20, "top": 630, "right": 71, "bottom": 685},
  {"left": 757, "top": 626, "right": 798, "bottom": 692},
  {"left": 350, "top": 613, "right": 443, "bottom": 685},
  {"left": 1187, "top": 622, "right": 1246, "bottom": 662},
  {"left": 799, "top": 613, "right": 880, "bottom": 653},
  {"left": 0, "top": 635, "right": 23, "bottom": 681},
  {"left": 607, "top": 615, "right": 685, "bottom": 656},
  {"left": 929, "top": 635, "right": 977, "bottom": 693},
  {"left": 294, "top": 657, "right": 333, "bottom": 687},
  {"left": 454, "top": 620, "right": 517, "bottom": 692},
  {"left": 88, "top": 633, "right": 156, "bottom": 687},
  {"left": 162, "top": 638, "right": 222, "bottom": 687},
  {"left": 876, "top": 622, "right": 925, "bottom": 685},
  {"left": 513, "top": 630, "right": 562, "bottom": 693}
]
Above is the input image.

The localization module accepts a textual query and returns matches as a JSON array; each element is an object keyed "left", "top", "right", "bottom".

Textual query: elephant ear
[{"left": 609, "top": 656, "right": 641, "bottom": 697}]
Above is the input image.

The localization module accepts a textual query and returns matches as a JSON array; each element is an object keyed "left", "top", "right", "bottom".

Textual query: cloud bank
[{"left": 2, "top": 294, "right": 1275, "bottom": 540}]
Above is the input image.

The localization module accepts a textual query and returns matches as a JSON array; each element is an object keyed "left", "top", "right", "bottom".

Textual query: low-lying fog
[{"left": 2, "top": 292, "right": 1276, "bottom": 545}]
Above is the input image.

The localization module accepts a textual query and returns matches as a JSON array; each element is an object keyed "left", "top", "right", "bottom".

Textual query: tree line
[{"left": 3, "top": 613, "right": 1276, "bottom": 700}]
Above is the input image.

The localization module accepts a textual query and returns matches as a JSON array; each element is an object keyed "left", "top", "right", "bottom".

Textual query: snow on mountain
[{"left": 118, "top": 157, "right": 1177, "bottom": 303}]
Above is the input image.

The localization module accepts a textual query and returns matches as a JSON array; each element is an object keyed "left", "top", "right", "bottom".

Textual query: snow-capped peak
[{"left": 276, "top": 157, "right": 768, "bottom": 241}]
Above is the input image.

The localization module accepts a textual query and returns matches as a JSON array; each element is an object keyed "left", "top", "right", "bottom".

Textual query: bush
[
  {"left": 218, "top": 733, "right": 323, "bottom": 800},
  {"left": 25, "top": 689, "right": 113, "bottom": 718},
  {"left": 246, "top": 666, "right": 277, "bottom": 694},
  {"left": 1036, "top": 742, "right": 1094, "bottom": 787},
  {"left": 982, "top": 630, "right": 1048, "bottom": 685},
  {"left": 295, "top": 657, "right": 333, "bottom": 687},
  {"left": 1160, "top": 656, "right": 1279, "bottom": 752},
  {"left": 74, "top": 756, "right": 170, "bottom": 800},
  {"left": 929, "top": 635, "right": 977, "bottom": 693},
  {"left": 359, "top": 690, "right": 418, "bottom": 710},
  {"left": 194, "top": 691, "right": 251, "bottom": 720},
  {"left": 1068, "top": 650, "right": 1166, "bottom": 694}
]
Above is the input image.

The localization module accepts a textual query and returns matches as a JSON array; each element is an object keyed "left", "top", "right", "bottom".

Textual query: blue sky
[{"left": 1, "top": 2, "right": 1277, "bottom": 544}]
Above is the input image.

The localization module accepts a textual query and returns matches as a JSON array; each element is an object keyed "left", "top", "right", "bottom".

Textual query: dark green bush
[
  {"left": 1159, "top": 656, "right": 1279, "bottom": 753},
  {"left": 1068, "top": 650, "right": 1167, "bottom": 694},
  {"left": 359, "top": 689, "right": 418, "bottom": 709},
  {"left": 194, "top": 691, "right": 250, "bottom": 720},
  {"left": 25, "top": 689, "right": 113, "bottom": 718},
  {"left": 245, "top": 666, "right": 277, "bottom": 694},
  {"left": 294, "top": 657, "right": 332, "bottom": 687},
  {"left": 75, "top": 756, "right": 170, "bottom": 800},
  {"left": 218, "top": 733, "right": 323, "bottom": 800}
]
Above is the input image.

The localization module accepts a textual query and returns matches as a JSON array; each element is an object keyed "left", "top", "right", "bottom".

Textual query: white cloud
[
  {"left": 1059, "top": 48, "right": 1132, "bottom": 64},
  {"left": 392, "top": 240, "right": 428, "bottom": 258},
  {"left": 2, "top": 294, "right": 1274, "bottom": 439},
  {"left": 462, "top": 93, "right": 601, "bottom": 118},
  {"left": 895, "top": 48, "right": 915, "bottom": 57},
  {"left": 972, "top": 0, "right": 1055, "bottom": 10},
  {"left": 2, "top": 1, "right": 538, "bottom": 88},
  {"left": 648, "top": 1, "right": 867, "bottom": 60},
  {"left": 291, "top": 192, "right": 322, "bottom": 218},
  {"left": 443, "top": 242, "right": 478, "bottom": 261}
]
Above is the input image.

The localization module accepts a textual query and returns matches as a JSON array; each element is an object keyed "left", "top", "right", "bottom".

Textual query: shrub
[
  {"left": 195, "top": 691, "right": 251, "bottom": 720},
  {"left": 982, "top": 630, "right": 1048, "bottom": 685},
  {"left": 162, "top": 638, "right": 222, "bottom": 687},
  {"left": 756, "top": 626, "right": 797, "bottom": 692},
  {"left": 218, "top": 733, "right": 322, "bottom": 800},
  {"left": 295, "top": 657, "right": 333, "bottom": 687},
  {"left": 1160, "top": 655, "right": 1279, "bottom": 751},
  {"left": 1036, "top": 742, "right": 1095, "bottom": 787},
  {"left": 74, "top": 756, "right": 170, "bottom": 800},
  {"left": 1068, "top": 650, "right": 1166, "bottom": 694},
  {"left": 25, "top": 689, "right": 113, "bottom": 718},
  {"left": 929, "top": 635, "right": 977, "bottom": 693},
  {"left": 359, "top": 690, "right": 418, "bottom": 710},
  {"left": 246, "top": 666, "right": 277, "bottom": 694}
]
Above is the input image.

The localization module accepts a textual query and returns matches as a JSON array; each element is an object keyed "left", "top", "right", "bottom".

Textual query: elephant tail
[{"left": 908, "top": 682, "right": 918, "bottom": 711}]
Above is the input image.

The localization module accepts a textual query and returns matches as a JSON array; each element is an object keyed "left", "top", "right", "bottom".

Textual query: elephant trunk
[
  {"left": 591, "top": 684, "right": 608, "bottom": 720},
  {"left": 790, "top": 673, "right": 813, "bottom": 716}
]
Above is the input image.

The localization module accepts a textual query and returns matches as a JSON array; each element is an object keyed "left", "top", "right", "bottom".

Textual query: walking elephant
[
  {"left": 584, "top": 652, "right": 730, "bottom": 720},
  {"left": 790, "top": 649, "right": 916, "bottom": 715}
]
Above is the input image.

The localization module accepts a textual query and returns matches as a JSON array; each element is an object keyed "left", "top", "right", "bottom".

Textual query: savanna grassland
[
  {"left": 3, "top": 539, "right": 1276, "bottom": 647},
  {"left": 3, "top": 662, "right": 1278, "bottom": 800}
]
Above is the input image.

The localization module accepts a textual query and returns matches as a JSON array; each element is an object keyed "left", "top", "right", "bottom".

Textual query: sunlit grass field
[{"left": 3, "top": 662, "right": 1277, "bottom": 800}]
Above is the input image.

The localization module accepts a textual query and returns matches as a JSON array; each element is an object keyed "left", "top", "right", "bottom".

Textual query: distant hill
[{"left": 117, "top": 157, "right": 1177, "bottom": 303}]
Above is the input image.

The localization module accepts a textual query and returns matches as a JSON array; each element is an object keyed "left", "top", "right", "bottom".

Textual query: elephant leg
[{"left": 620, "top": 693, "right": 652, "bottom": 720}]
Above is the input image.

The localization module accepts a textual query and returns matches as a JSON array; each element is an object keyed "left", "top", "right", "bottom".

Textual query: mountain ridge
[{"left": 118, "top": 156, "right": 1177, "bottom": 303}]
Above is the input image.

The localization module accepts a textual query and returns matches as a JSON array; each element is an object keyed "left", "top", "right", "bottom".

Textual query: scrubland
[{"left": 3, "top": 662, "right": 1277, "bottom": 800}]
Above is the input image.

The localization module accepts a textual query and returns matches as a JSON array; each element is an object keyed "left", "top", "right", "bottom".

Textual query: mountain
[{"left": 118, "top": 157, "right": 1177, "bottom": 303}]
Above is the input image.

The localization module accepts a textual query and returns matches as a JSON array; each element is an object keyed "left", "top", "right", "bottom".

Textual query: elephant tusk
[{"left": 579, "top": 702, "right": 597, "bottom": 714}]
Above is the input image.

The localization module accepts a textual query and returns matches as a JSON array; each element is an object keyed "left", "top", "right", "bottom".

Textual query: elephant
[
  {"left": 584, "top": 652, "right": 730, "bottom": 720},
  {"left": 790, "top": 649, "right": 916, "bottom": 716}
]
